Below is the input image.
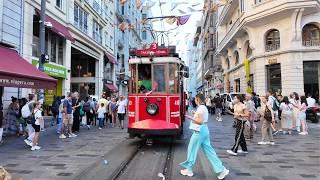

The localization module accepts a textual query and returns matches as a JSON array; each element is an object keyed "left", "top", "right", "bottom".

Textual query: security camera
[{"left": 44, "top": 21, "right": 53, "bottom": 29}]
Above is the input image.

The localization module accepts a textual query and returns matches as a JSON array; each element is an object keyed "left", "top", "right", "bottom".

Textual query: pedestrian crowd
[
  {"left": 217, "top": 90, "right": 315, "bottom": 156},
  {"left": 0, "top": 92, "right": 128, "bottom": 151}
]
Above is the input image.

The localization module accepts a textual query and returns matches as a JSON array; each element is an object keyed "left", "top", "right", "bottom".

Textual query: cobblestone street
[{"left": 1, "top": 114, "right": 319, "bottom": 180}]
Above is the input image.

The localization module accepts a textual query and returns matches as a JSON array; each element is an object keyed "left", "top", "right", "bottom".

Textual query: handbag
[{"left": 264, "top": 105, "right": 272, "bottom": 122}]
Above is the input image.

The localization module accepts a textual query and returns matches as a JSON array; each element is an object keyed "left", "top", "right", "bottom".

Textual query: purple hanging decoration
[{"left": 177, "top": 15, "right": 191, "bottom": 26}]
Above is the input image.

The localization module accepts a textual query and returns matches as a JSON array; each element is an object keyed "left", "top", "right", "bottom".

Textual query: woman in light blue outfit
[{"left": 180, "top": 94, "right": 229, "bottom": 180}]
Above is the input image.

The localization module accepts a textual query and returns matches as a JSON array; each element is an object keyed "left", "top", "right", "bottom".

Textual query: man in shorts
[{"left": 62, "top": 93, "right": 77, "bottom": 138}]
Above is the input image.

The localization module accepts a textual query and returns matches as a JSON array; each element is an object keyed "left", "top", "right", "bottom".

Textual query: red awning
[
  {"left": 105, "top": 84, "right": 118, "bottom": 92},
  {"left": 36, "top": 9, "right": 74, "bottom": 42},
  {"left": 104, "top": 52, "right": 118, "bottom": 64},
  {"left": 0, "top": 47, "right": 57, "bottom": 89}
]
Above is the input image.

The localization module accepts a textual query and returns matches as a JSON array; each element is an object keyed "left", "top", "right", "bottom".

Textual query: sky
[{"left": 147, "top": 0, "right": 204, "bottom": 55}]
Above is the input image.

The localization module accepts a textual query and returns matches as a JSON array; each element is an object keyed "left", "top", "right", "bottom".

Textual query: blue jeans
[
  {"left": 180, "top": 125, "right": 225, "bottom": 174},
  {"left": 98, "top": 118, "right": 105, "bottom": 128},
  {"left": 57, "top": 118, "right": 62, "bottom": 133}
]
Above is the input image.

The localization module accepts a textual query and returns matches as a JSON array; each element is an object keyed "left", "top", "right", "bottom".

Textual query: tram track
[{"left": 112, "top": 138, "right": 175, "bottom": 180}]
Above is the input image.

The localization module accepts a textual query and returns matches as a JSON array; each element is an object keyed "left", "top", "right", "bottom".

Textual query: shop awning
[
  {"left": 105, "top": 84, "right": 118, "bottom": 92},
  {"left": 104, "top": 52, "right": 118, "bottom": 64},
  {"left": 0, "top": 47, "right": 57, "bottom": 89},
  {"left": 36, "top": 9, "right": 74, "bottom": 42}
]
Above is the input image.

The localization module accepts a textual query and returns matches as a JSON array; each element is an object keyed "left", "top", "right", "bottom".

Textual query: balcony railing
[
  {"left": 303, "top": 40, "right": 320, "bottom": 47},
  {"left": 265, "top": 43, "right": 280, "bottom": 52}
]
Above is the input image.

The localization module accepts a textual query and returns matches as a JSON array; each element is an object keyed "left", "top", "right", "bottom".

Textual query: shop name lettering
[
  {"left": 44, "top": 66, "right": 65, "bottom": 75},
  {"left": 0, "top": 79, "right": 34, "bottom": 86}
]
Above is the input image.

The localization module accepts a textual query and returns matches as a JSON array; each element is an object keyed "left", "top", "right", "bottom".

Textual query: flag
[
  {"left": 177, "top": 15, "right": 191, "bottom": 25},
  {"left": 165, "top": 17, "right": 177, "bottom": 25},
  {"left": 178, "top": 9, "right": 186, "bottom": 14},
  {"left": 187, "top": 7, "right": 197, "bottom": 12}
]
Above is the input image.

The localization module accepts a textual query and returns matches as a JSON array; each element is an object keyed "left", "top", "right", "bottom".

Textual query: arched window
[
  {"left": 226, "top": 58, "right": 230, "bottom": 70},
  {"left": 302, "top": 24, "right": 320, "bottom": 46},
  {"left": 234, "top": 51, "right": 239, "bottom": 65},
  {"left": 265, "top": 29, "right": 280, "bottom": 52}
]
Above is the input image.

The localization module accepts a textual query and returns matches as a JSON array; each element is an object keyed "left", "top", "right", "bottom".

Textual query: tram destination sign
[{"left": 135, "top": 43, "right": 169, "bottom": 57}]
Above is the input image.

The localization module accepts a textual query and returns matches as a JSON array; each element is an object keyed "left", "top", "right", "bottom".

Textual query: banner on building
[{"left": 244, "top": 59, "right": 252, "bottom": 93}]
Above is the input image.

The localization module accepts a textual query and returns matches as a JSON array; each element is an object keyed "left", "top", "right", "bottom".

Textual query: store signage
[
  {"left": 136, "top": 43, "right": 169, "bottom": 57},
  {"left": 0, "top": 78, "right": 35, "bottom": 87},
  {"left": 32, "top": 59, "right": 67, "bottom": 78},
  {"left": 268, "top": 58, "right": 278, "bottom": 65}
]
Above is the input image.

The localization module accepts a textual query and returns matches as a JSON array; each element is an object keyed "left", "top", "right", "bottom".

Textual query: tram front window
[
  {"left": 138, "top": 64, "right": 152, "bottom": 93},
  {"left": 153, "top": 64, "right": 166, "bottom": 93}
]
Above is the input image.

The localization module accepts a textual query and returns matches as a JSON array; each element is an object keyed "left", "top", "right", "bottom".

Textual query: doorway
[
  {"left": 267, "top": 64, "right": 282, "bottom": 93},
  {"left": 304, "top": 61, "right": 319, "bottom": 102}
]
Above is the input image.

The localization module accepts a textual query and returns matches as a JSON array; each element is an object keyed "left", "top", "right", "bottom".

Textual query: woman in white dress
[
  {"left": 279, "top": 96, "right": 293, "bottom": 135},
  {"left": 289, "top": 92, "right": 301, "bottom": 132}
]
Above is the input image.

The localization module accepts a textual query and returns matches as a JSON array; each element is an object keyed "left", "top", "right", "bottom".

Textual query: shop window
[
  {"left": 303, "top": 62, "right": 319, "bottom": 102},
  {"left": 267, "top": 64, "right": 282, "bottom": 93},
  {"left": 265, "top": 29, "right": 280, "bottom": 52},
  {"left": 71, "top": 83, "right": 95, "bottom": 100},
  {"left": 49, "top": 34, "right": 64, "bottom": 65},
  {"left": 234, "top": 51, "right": 239, "bottom": 65},
  {"left": 302, "top": 24, "right": 320, "bottom": 47}
]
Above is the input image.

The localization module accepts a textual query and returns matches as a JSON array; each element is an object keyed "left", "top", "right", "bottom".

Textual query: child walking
[{"left": 97, "top": 103, "right": 106, "bottom": 129}]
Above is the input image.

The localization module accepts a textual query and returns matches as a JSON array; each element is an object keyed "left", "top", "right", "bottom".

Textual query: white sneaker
[
  {"left": 258, "top": 141, "right": 268, "bottom": 145},
  {"left": 31, "top": 146, "right": 36, "bottom": 151},
  {"left": 218, "top": 118, "right": 222, "bottom": 122},
  {"left": 180, "top": 169, "right": 194, "bottom": 177},
  {"left": 69, "top": 133, "right": 77, "bottom": 138},
  {"left": 299, "top": 132, "right": 308, "bottom": 135},
  {"left": 59, "top": 134, "right": 67, "bottom": 139},
  {"left": 87, "top": 125, "right": 91, "bottom": 129},
  {"left": 218, "top": 168, "right": 230, "bottom": 180},
  {"left": 24, "top": 139, "right": 32, "bottom": 146},
  {"left": 268, "top": 142, "right": 275, "bottom": 145},
  {"left": 34, "top": 145, "right": 41, "bottom": 150},
  {"left": 237, "top": 150, "right": 248, "bottom": 154},
  {"left": 226, "top": 150, "right": 237, "bottom": 156},
  {"left": 99, "top": 127, "right": 102, "bottom": 130}
]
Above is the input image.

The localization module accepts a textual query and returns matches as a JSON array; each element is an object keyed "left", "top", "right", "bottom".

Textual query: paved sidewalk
[{"left": 0, "top": 122, "right": 128, "bottom": 180}]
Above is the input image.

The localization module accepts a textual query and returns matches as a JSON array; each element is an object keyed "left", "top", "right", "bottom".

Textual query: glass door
[{"left": 267, "top": 64, "right": 282, "bottom": 93}]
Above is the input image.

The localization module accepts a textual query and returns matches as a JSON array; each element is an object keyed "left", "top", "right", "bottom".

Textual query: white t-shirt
[
  {"left": 189, "top": 105, "right": 208, "bottom": 131},
  {"left": 306, "top": 97, "right": 316, "bottom": 107},
  {"left": 34, "top": 110, "right": 42, "bottom": 125},
  {"left": 117, "top": 100, "right": 127, "bottom": 114},
  {"left": 97, "top": 107, "right": 106, "bottom": 118}
]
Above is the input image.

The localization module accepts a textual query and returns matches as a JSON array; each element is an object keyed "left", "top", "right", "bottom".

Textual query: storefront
[
  {"left": 304, "top": 61, "right": 320, "bottom": 102},
  {"left": 31, "top": 59, "right": 67, "bottom": 105},
  {"left": 0, "top": 46, "right": 56, "bottom": 122},
  {"left": 103, "top": 52, "right": 118, "bottom": 97}
]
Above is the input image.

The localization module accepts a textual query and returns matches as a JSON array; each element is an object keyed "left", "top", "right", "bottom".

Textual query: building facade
[
  {"left": 201, "top": 0, "right": 223, "bottom": 97},
  {"left": 115, "top": 0, "right": 142, "bottom": 96},
  {"left": 216, "top": 0, "right": 320, "bottom": 99},
  {"left": 0, "top": 0, "right": 24, "bottom": 113},
  {"left": 23, "top": 0, "right": 117, "bottom": 101}
]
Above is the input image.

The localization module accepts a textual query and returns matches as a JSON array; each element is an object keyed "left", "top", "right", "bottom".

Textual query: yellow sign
[
  {"left": 268, "top": 58, "right": 278, "bottom": 65},
  {"left": 244, "top": 59, "right": 252, "bottom": 93}
]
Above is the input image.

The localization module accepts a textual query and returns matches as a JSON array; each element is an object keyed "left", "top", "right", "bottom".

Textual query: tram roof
[{"left": 129, "top": 57, "right": 184, "bottom": 65}]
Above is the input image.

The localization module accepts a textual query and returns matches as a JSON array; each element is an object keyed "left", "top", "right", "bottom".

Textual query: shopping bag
[{"left": 81, "top": 116, "right": 86, "bottom": 125}]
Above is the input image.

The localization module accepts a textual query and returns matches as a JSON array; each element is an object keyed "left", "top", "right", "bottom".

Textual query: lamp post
[{"left": 38, "top": 0, "right": 47, "bottom": 71}]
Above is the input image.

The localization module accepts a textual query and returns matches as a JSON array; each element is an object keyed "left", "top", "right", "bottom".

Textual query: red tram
[{"left": 127, "top": 43, "right": 189, "bottom": 138}]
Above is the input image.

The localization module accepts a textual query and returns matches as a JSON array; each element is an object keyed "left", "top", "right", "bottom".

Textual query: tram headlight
[{"left": 146, "top": 103, "right": 159, "bottom": 115}]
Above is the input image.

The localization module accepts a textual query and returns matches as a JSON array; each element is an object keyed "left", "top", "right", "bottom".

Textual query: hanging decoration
[
  {"left": 165, "top": 17, "right": 177, "bottom": 25},
  {"left": 136, "top": 0, "right": 142, "bottom": 9},
  {"left": 120, "top": 0, "right": 128, "bottom": 5},
  {"left": 177, "top": 15, "right": 191, "bottom": 26}
]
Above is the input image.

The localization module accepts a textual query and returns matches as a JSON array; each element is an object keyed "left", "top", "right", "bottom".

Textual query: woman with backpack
[
  {"left": 83, "top": 97, "right": 93, "bottom": 129},
  {"left": 280, "top": 96, "right": 293, "bottom": 135},
  {"left": 258, "top": 96, "right": 275, "bottom": 145}
]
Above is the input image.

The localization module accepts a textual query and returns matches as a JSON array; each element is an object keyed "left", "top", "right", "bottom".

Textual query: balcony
[
  {"left": 218, "top": 0, "right": 238, "bottom": 25},
  {"left": 303, "top": 40, "right": 320, "bottom": 47},
  {"left": 265, "top": 43, "right": 280, "bottom": 52},
  {"left": 217, "top": 17, "right": 241, "bottom": 53}
]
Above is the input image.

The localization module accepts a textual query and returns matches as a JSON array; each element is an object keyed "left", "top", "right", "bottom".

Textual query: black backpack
[
  {"left": 51, "top": 101, "right": 59, "bottom": 114},
  {"left": 83, "top": 102, "right": 91, "bottom": 112}
]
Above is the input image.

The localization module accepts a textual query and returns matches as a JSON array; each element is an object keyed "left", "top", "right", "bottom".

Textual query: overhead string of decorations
[{"left": 116, "top": 0, "right": 228, "bottom": 33}]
